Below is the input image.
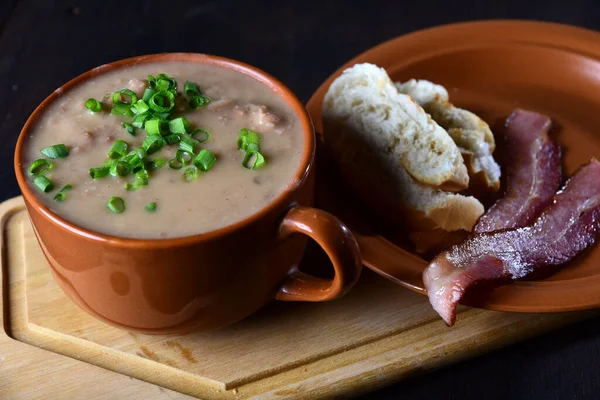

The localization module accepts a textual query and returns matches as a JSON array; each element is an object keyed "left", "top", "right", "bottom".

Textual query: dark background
[{"left": 3, "top": 1, "right": 600, "bottom": 399}]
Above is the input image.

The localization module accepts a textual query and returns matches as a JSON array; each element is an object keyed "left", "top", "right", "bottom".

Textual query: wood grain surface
[{"left": 1, "top": 197, "right": 595, "bottom": 399}]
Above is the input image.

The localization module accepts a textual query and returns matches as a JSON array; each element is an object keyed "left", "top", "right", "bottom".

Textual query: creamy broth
[{"left": 23, "top": 62, "right": 304, "bottom": 238}]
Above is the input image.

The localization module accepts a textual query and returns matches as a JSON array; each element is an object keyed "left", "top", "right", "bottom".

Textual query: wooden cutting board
[{"left": 0, "top": 196, "right": 594, "bottom": 399}]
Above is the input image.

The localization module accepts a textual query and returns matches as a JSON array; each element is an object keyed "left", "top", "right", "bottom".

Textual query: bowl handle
[{"left": 275, "top": 206, "right": 362, "bottom": 302}]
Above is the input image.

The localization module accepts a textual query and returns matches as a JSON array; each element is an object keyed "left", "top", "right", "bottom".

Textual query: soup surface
[{"left": 23, "top": 62, "right": 304, "bottom": 238}]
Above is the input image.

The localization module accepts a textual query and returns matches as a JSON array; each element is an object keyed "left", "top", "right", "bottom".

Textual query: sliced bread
[
  {"left": 396, "top": 79, "right": 501, "bottom": 192},
  {"left": 323, "top": 64, "right": 468, "bottom": 191},
  {"left": 322, "top": 67, "right": 484, "bottom": 233}
]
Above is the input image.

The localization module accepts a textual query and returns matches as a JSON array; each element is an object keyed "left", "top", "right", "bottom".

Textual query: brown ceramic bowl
[{"left": 14, "top": 53, "right": 362, "bottom": 335}]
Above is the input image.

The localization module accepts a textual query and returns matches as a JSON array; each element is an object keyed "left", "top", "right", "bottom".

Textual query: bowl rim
[{"left": 14, "top": 53, "right": 315, "bottom": 249}]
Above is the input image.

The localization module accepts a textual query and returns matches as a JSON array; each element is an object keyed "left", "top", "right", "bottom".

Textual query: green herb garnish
[
  {"left": 113, "top": 89, "right": 138, "bottom": 106},
  {"left": 107, "top": 196, "right": 125, "bottom": 213},
  {"left": 53, "top": 184, "right": 72, "bottom": 202},
  {"left": 34, "top": 175, "right": 54, "bottom": 193},
  {"left": 89, "top": 166, "right": 110, "bottom": 179},
  {"left": 29, "top": 159, "right": 53, "bottom": 175},
  {"left": 122, "top": 122, "right": 136, "bottom": 136},
  {"left": 73, "top": 73, "right": 217, "bottom": 214},
  {"left": 108, "top": 140, "right": 129, "bottom": 159},
  {"left": 238, "top": 129, "right": 266, "bottom": 169},
  {"left": 189, "top": 95, "right": 211, "bottom": 109},
  {"left": 142, "top": 134, "right": 165, "bottom": 155},
  {"left": 85, "top": 98, "right": 102, "bottom": 112},
  {"left": 179, "top": 136, "right": 196, "bottom": 154},
  {"left": 41, "top": 144, "right": 68, "bottom": 159},
  {"left": 194, "top": 149, "right": 216, "bottom": 172},
  {"left": 182, "top": 166, "right": 198, "bottom": 182},
  {"left": 168, "top": 117, "right": 191, "bottom": 134},
  {"left": 242, "top": 151, "right": 266, "bottom": 170},
  {"left": 184, "top": 81, "right": 200, "bottom": 97},
  {"left": 109, "top": 161, "right": 131, "bottom": 177}
]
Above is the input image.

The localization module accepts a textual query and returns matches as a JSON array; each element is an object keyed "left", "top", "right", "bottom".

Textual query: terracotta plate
[{"left": 306, "top": 20, "right": 600, "bottom": 313}]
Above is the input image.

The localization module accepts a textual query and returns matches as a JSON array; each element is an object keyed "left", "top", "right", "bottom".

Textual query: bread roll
[
  {"left": 396, "top": 79, "right": 501, "bottom": 192},
  {"left": 323, "top": 64, "right": 468, "bottom": 191},
  {"left": 322, "top": 65, "right": 484, "bottom": 233}
]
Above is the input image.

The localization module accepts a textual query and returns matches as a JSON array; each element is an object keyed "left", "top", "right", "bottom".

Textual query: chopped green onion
[
  {"left": 127, "top": 179, "right": 148, "bottom": 190},
  {"left": 168, "top": 151, "right": 191, "bottom": 170},
  {"left": 194, "top": 149, "right": 216, "bottom": 172},
  {"left": 53, "top": 192, "right": 66, "bottom": 202},
  {"left": 135, "top": 147, "right": 147, "bottom": 157},
  {"left": 121, "top": 122, "right": 136, "bottom": 136},
  {"left": 164, "top": 133, "right": 180, "bottom": 145},
  {"left": 89, "top": 167, "right": 110, "bottom": 179},
  {"left": 190, "top": 129, "right": 210, "bottom": 143},
  {"left": 133, "top": 147, "right": 147, "bottom": 158},
  {"left": 238, "top": 129, "right": 264, "bottom": 169},
  {"left": 152, "top": 111, "right": 171, "bottom": 120},
  {"left": 145, "top": 118, "right": 168, "bottom": 135},
  {"left": 147, "top": 75, "right": 156, "bottom": 89},
  {"left": 41, "top": 144, "right": 69, "bottom": 159},
  {"left": 136, "top": 169, "right": 149, "bottom": 180},
  {"left": 125, "top": 170, "right": 149, "bottom": 190},
  {"left": 179, "top": 136, "right": 196, "bottom": 154},
  {"left": 145, "top": 202, "right": 157, "bottom": 212},
  {"left": 145, "top": 158, "right": 165, "bottom": 171},
  {"left": 189, "top": 95, "right": 211, "bottom": 109},
  {"left": 131, "top": 99, "right": 149, "bottom": 115},
  {"left": 53, "top": 184, "right": 72, "bottom": 202},
  {"left": 237, "top": 129, "right": 261, "bottom": 152},
  {"left": 168, "top": 159, "right": 182, "bottom": 170},
  {"left": 148, "top": 91, "right": 175, "bottom": 112},
  {"left": 182, "top": 166, "right": 198, "bottom": 182},
  {"left": 142, "top": 134, "right": 165, "bottom": 155},
  {"left": 184, "top": 81, "right": 200, "bottom": 97},
  {"left": 109, "top": 161, "right": 131, "bottom": 177},
  {"left": 155, "top": 80, "right": 171, "bottom": 92},
  {"left": 124, "top": 152, "right": 142, "bottom": 168},
  {"left": 113, "top": 89, "right": 138, "bottom": 106},
  {"left": 107, "top": 196, "right": 126, "bottom": 214},
  {"left": 129, "top": 151, "right": 148, "bottom": 173},
  {"left": 111, "top": 103, "right": 134, "bottom": 117},
  {"left": 29, "top": 159, "right": 53, "bottom": 175},
  {"left": 176, "top": 150, "right": 192, "bottom": 164},
  {"left": 34, "top": 175, "right": 54, "bottom": 193},
  {"left": 108, "top": 140, "right": 129, "bottom": 159},
  {"left": 132, "top": 113, "right": 150, "bottom": 129},
  {"left": 124, "top": 147, "right": 146, "bottom": 164},
  {"left": 168, "top": 117, "right": 191, "bottom": 134},
  {"left": 132, "top": 163, "right": 145, "bottom": 174},
  {"left": 155, "top": 74, "right": 177, "bottom": 92},
  {"left": 142, "top": 88, "right": 156, "bottom": 103},
  {"left": 85, "top": 98, "right": 102, "bottom": 112},
  {"left": 242, "top": 151, "right": 266, "bottom": 170}
]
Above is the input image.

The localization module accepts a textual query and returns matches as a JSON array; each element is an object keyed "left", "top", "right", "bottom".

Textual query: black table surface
[{"left": 3, "top": 1, "right": 600, "bottom": 399}]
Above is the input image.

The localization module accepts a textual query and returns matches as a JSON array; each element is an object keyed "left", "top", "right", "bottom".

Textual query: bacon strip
[
  {"left": 424, "top": 159, "right": 600, "bottom": 326},
  {"left": 474, "top": 109, "right": 561, "bottom": 232}
]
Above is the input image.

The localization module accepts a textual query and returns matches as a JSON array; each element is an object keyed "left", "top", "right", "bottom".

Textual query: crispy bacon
[
  {"left": 424, "top": 159, "right": 600, "bottom": 326},
  {"left": 474, "top": 109, "right": 562, "bottom": 232}
]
